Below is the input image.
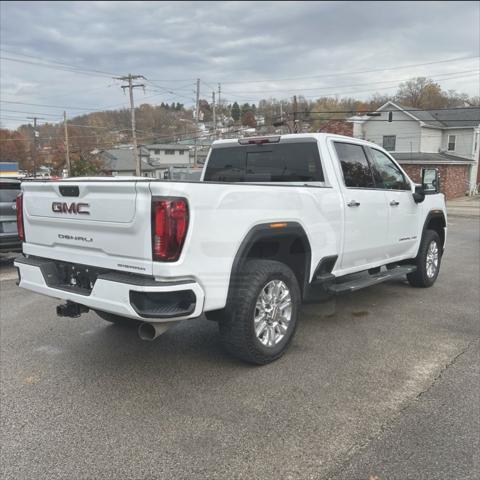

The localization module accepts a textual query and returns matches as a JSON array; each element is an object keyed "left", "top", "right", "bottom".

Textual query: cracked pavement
[{"left": 1, "top": 217, "right": 479, "bottom": 480}]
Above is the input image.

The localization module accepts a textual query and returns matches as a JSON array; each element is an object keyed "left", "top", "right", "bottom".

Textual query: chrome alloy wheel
[
  {"left": 254, "top": 279, "right": 292, "bottom": 347},
  {"left": 426, "top": 240, "right": 439, "bottom": 278}
]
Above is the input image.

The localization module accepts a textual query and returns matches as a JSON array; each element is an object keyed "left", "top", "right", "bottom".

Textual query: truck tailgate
[{"left": 21, "top": 180, "right": 153, "bottom": 275}]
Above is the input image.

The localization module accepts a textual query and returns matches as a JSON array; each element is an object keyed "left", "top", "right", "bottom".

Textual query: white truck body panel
[{"left": 15, "top": 133, "right": 447, "bottom": 324}]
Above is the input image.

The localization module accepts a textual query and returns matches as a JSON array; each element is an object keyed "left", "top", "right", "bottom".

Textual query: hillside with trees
[{"left": 1, "top": 77, "right": 478, "bottom": 175}]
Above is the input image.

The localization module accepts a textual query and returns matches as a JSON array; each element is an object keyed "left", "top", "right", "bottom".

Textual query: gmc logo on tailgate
[{"left": 52, "top": 202, "right": 90, "bottom": 215}]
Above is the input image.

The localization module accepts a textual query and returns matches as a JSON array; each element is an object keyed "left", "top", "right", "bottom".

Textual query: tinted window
[
  {"left": 204, "top": 148, "right": 246, "bottom": 182},
  {"left": 204, "top": 142, "right": 323, "bottom": 182},
  {"left": 369, "top": 149, "right": 409, "bottom": 190},
  {"left": 0, "top": 183, "right": 21, "bottom": 203},
  {"left": 334, "top": 142, "right": 375, "bottom": 188}
]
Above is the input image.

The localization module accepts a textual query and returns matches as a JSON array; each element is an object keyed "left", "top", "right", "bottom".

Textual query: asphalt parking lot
[{"left": 1, "top": 216, "right": 479, "bottom": 480}]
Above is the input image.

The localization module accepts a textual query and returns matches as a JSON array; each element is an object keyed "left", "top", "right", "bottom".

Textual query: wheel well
[
  {"left": 426, "top": 214, "right": 446, "bottom": 251},
  {"left": 241, "top": 233, "right": 310, "bottom": 295}
]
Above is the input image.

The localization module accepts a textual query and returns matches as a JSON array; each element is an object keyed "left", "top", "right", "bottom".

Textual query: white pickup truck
[{"left": 15, "top": 134, "right": 447, "bottom": 364}]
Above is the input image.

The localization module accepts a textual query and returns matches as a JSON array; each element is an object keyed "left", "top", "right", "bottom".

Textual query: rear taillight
[
  {"left": 152, "top": 197, "right": 188, "bottom": 261},
  {"left": 16, "top": 193, "right": 24, "bottom": 242}
]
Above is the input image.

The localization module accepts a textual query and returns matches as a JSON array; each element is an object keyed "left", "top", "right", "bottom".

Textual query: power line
[
  {"left": 222, "top": 72, "right": 480, "bottom": 102},
  {"left": 0, "top": 99, "right": 108, "bottom": 111},
  {"left": 0, "top": 108, "right": 63, "bottom": 117},
  {"left": 0, "top": 50, "right": 119, "bottom": 78},
  {"left": 221, "top": 69, "right": 479, "bottom": 95},
  {"left": 211, "top": 55, "right": 479, "bottom": 85}
]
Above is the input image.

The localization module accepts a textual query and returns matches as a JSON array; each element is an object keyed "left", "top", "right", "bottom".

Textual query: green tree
[
  {"left": 231, "top": 102, "right": 240, "bottom": 122},
  {"left": 241, "top": 103, "right": 252, "bottom": 117},
  {"left": 71, "top": 156, "right": 100, "bottom": 177}
]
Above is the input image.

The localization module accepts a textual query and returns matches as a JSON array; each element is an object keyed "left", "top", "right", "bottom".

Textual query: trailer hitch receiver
[{"left": 56, "top": 301, "right": 89, "bottom": 318}]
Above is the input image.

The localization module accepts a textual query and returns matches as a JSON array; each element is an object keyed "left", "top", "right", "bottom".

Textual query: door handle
[
  {"left": 389, "top": 200, "right": 400, "bottom": 206},
  {"left": 347, "top": 200, "right": 360, "bottom": 207}
]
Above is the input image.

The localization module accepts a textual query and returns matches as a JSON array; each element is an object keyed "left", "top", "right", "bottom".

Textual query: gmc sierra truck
[{"left": 14, "top": 134, "right": 447, "bottom": 364}]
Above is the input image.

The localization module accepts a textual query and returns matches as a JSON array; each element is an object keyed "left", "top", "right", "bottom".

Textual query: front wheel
[
  {"left": 219, "top": 260, "right": 301, "bottom": 365},
  {"left": 407, "top": 230, "right": 442, "bottom": 288}
]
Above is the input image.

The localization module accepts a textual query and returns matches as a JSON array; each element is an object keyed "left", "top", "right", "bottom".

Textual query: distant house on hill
[
  {"left": 143, "top": 144, "right": 191, "bottom": 169},
  {"left": 96, "top": 144, "right": 195, "bottom": 178},
  {"left": 97, "top": 147, "right": 157, "bottom": 177},
  {"left": 348, "top": 101, "right": 480, "bottom": 198}
]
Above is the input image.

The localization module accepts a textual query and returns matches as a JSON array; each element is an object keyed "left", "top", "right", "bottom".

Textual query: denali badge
[
  {"left": 52, "top": 202, "right": 90, "bottom": 215},
  {"left": 58, "top": 234, "right": 93, "bottom": 242}
]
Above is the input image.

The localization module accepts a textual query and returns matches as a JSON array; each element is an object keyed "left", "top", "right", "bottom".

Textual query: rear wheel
[
  {"left": 95, "top": 310, "right": 141, "bottom": 328},
  {"left": 219, "top": 259, "right": 300, "bottom": 365},
  {"left": 407, "top": 230, "right": 442, "bottom": 288}
]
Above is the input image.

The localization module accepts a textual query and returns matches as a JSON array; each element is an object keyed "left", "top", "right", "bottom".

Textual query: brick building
[
  {"left": 395, "top": 154, "right": 472, "bottom": 200},
  {"left": 317, "top": 119, "right": 353, "bottom": 136}
]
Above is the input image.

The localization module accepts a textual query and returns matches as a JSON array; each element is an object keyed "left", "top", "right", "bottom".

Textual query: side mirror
[
  {"left": 422, "top": 168, "right": 440, "bottom": 194},
  {"left": 413, "top": 184, "right": 425, "bottom": 203}
]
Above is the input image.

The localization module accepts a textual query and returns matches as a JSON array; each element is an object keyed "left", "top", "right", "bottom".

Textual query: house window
[
  {"left": 164, "top": 150, "right": 175, "bottom": 155},
  {"left": 447, "top": 135, "right": 456, "bottom": 151},
  {"left": 179, "top": 150, "right": 185, "bottom": 155},
  {"left": 154, "top": 149, "right": 160, "bottom": 155},
  {"left": 382, "top": 135, "right": 396, "bottom": 151}
]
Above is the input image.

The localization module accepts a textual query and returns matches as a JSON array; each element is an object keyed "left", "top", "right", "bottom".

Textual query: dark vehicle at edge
[{"left": 0, "top": 178, "right": 22, "bottom": 252}]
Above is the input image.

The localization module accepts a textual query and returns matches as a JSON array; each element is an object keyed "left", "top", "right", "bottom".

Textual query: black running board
[{"left": 327, "top": 265, "right": 416, "bottom": 295}]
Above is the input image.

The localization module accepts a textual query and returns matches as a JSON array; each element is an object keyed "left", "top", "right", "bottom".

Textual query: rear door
[
  {"left": 332, "top": 141, "right": 390, "bottom": 270},
  {"left": 367, "top": 147, "right": 420, "bottom": 258},
  {"left": 22, "top": 180, "right": 153, "bottom": 274}
]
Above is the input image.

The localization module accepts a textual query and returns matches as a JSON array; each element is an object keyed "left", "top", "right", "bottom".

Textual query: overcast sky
[{"left": 1, "top": 1, "right": 479, "bottom": 128}]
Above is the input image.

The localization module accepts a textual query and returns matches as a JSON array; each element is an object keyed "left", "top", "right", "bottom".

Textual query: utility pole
[
  {"left": 293, "top": 95, "right": 299, "bottom": 133},
  {"left": 63, "top": 111, "right": 71, "bottom": 177},
  {"left": 115, "top": 74, "right": 145, "bottom": 176},
  {"left": 218, "top": 83, "right": 221, "bottom": 126},
  {"left": 212, "top": 91, "right": 216, "bottom": 139},
  {"left": 194, "top": 78, "right": 200, "bottom": 168},
  {"left": 26, "top": 116, "right": 43, "bottom": 177}
]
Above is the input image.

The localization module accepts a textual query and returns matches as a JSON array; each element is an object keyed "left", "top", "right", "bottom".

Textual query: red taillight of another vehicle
[
  {"left": 152, "top": 197, "right": 189, "bottom": 261},
  {"left": 16, "top": 193, "right": 24, "bottom": 242}
]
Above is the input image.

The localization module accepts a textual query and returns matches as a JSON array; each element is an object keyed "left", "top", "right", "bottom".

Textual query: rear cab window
[{"left": 204, "top": 141, "right": 324, "bottom": 183}]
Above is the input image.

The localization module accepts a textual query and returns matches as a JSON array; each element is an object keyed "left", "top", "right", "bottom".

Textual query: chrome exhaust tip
[{"left": 137, "top": 322, "right": 175, "bottom": 341}]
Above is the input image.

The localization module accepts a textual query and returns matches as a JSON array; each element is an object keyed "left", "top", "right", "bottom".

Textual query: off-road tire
[
  {"left": 219, "top": 259, "right": 301, "bottom": 365},
  {"left": 407, "top": 229, "right": 442, "bottom": 288},
  {"left": 95, "top": 310, "right": 142, "bottom": 328}
]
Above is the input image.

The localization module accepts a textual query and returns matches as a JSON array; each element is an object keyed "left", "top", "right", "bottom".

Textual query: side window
[
  {"left": 334, "top": 142, "right": 375, "bottom": 188},
  {"left": 369, "top": 149, "right": 410, "bottom": 190}
]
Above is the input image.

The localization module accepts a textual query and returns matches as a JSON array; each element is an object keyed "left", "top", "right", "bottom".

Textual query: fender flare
[
  {"left": 226, "top": 221, "right": 312, "bottom": 303},
  {"left": 418, "top": 210, "right": 447, "bottom": 254}
]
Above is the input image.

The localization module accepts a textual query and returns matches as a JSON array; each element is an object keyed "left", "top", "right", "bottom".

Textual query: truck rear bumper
[{"left": 14, "top": 256, "right": 205, "bottom": 323}]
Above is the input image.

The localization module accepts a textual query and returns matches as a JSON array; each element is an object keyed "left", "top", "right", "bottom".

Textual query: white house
[
  {"left": 144, "top": 144, "right": 191, "bottom": 166},
  {"left": 349, "top": 102, "right": 480, "bottom": 198}
]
